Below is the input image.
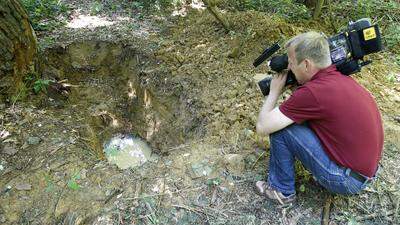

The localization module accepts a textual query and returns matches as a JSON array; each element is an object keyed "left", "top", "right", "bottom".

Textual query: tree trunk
[{"left": 0, "top": 0, "right": 37, "bottom": 101}]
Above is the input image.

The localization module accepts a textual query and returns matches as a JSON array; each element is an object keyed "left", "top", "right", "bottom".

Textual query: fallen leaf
[
  {"left": 2, "top": 144, "right": 18, "bottom": 156},
  {"left": 0, "top": 130, "right": 10, "bottom": 139},
  {"left": 15, "top": 183, "right": 32, "bottom": 191}
]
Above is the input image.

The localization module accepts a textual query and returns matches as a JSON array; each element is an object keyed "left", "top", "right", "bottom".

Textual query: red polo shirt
[{"left": 279, "top": 65, "right": 383, "bottom": 177}]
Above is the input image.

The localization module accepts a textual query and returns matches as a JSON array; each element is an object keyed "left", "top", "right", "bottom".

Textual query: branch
[{"left": 321, "top": 194, "right": 334, "bottom": 225}]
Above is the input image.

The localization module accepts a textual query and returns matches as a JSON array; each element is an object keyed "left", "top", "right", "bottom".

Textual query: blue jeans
[{"left": 267, "top": 123, "right": 373, "bottom": 195}]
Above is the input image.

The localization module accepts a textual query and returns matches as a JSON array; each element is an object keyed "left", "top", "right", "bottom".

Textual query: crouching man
[{"left": 255, "top": 31, "right": 383, "bottom": 205}]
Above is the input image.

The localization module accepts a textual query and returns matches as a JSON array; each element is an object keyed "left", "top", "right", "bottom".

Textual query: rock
[
  {"left": 0, "top": 214, "right": 6, "bottom": 223},
  {"left": 2, "top": 144, "right": 18, "bottom": 156},
  {"left": 244, "top": 154, "right": 257, "bottom": 169},
  {"left": 54, "top": 171, "right": 67, "bottom": 180},
  {"left": 190, "top": 160, "right": 213, "bottom": 178},
  {"left": 394, "top": 95, "right": 400, "bottom": 103},
  {"left": 15, "top": 183, "right": 32, "bottom": 191},
  {"left": 223, "top": 154, "right": 245, "bottom": 175},
  {"left": 27, "top": 136, "right": 41, "bottom": 145},
  {"left": 80, "top": 169, "right": 88, "bottom": 179}
]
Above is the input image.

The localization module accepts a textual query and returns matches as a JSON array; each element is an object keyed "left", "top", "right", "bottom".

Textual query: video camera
[{"left": 253, "top": 18, "right": 383, "bottom": 96}]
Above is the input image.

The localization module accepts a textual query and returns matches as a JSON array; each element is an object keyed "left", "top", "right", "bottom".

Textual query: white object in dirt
[{"left": 103, "top": 134, "right": 152, "bottom": 169}]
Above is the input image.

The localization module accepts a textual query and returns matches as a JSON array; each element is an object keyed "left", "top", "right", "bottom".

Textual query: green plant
[
  {"left": 221, "top": 0, "right": 311, "bottom": 21},
  {"left": 38, "top": 36, "right": 56, "bottom": 52},
  {"left": 384, "top": 23, "right": 400, "bottom": 53},
  {"left": 67, "top": 173, "right": 81, "bottom": 190},
  {"left": 386, "top": 72, "right": 398, "bottom": 83},
  {"left": 395, "top": 55, "right": 400, "bottom": 67},
  {"left": 44, "top": 174, "right": 55, "bottom": 192},
  {"left": 33, "top": 79, "right": 51, "bottom": 94},
  {"left": 206, "top": 177, "right": 222, "bottom": 187},
  {"left": 21, "top": 0, "right": 69, "bottom": 31},
  {"left": 11, "top": 83, "right": 29, "bottom": 104},
  {"left": 90, "top": 1, "right": 103, "bottom": 15},
  {"left": 11, "top": 72, "right": 52, "bottom": 104},
  {"left": 129, "top": 0, "right": 175, "bottom": 12},
  {"left": 11, "top": 72, "right": 37, "bottom": 103},
  {"left": 295, "top": 160, "right": 311, "bottom": 182}
]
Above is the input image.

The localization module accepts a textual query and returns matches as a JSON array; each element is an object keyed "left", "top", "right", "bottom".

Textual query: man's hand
[{"left": 269, "top": 71, "right": 288, "bottom": 96}]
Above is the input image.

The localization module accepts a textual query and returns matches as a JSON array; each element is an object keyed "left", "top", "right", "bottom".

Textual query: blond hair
[{"left": 285, "top": 31, "right": 332, "bottom": 69}]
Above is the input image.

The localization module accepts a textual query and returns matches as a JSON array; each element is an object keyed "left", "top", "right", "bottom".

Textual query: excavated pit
[{"left": 41, "top": 41, "right": 198, "bottom": 159}]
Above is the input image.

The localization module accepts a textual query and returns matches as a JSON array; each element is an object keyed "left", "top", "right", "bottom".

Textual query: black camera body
[{"left": 253, "top": 18, "right": 383, "bottom": 96}]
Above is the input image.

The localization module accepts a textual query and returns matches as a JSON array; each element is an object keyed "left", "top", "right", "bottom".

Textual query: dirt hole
[{"left": 40, "top": 41, "right": 198, "bottom": 159}]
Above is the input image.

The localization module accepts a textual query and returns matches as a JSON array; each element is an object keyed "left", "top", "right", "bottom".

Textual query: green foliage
[
  {"left": 395, "top": 55, "right": 400, "bottom": 67},
  {"left": 384, "top": 23, "right": 400, "bottom": 53},
  {"left": 21, "top": 0, "right": 69, "bottom": 31},
  {"left": 98, "top": 0, "right": 177, "bottom": 13},
  {"left": 67, "top": 173, "right": 81, "bottom": 190},
  {"left": 25, "top": 72, "right": 51, "bottom": 94},
  {"left": 90, "top": 1, "right": 104, "bottom": 15},
  {"left": 82, "top": 0, "right": 178, "bottom": 17},
  {"left": 44, "top": 174, "right": 55, "bottom": 192},
  {"left": 299, "top": 184, "right": 306, "bottom": 192},
  {"left": 206, "top": 177, "right": 222, "bottom": 187},
  {"left": 295, "top": 160, "right": 311, "bottom": 182},
  {"left": 130, "top": 0, "right": 175, "bottom": 11},
  {"left": 33, "top": 79, "right": 51, "bottom": 94},
  {"left": 221, "top": 0, "right": 311, "bottom": 21},
  {"left": 347, "top": 217, "right": 361, "bottom": 225},
  {"left": 11, "top": 72, "right": 52, "bottom": 104},
  {"left": 386, "top": 72, "right": 398, "bottom": 83},
  {"left": 11, "top": 71, "right": 37, "bottom": 103},
  {"left": 330, "top": 0, "right": 399, "bottom": 22},
  {"left": 38, "top": 36, "right": 56, "bottom": 52}
]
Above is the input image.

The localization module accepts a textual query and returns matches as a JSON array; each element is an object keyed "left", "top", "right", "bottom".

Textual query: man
[{"left": 255, "top": 31, "right": 383, "bottom": 205}]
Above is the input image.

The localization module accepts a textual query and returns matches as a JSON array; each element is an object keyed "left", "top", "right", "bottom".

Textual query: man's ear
[{"left": 304, "top": 59, "right": 312, "bottom": 72}]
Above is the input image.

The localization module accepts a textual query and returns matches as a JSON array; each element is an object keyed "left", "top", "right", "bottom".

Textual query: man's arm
[
  {"left": 256, "top": 105, "right": 294, "bottom": 136},
  {"left": 256, "top": 73, "right": 294, "bottom": 136}
]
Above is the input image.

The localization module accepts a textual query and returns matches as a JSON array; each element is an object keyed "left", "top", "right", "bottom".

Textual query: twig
[
  {"left": 393, "top": 195, "right": 399, "bottom": 224},
  {"left": 125, "top": 186, "right": 203, "bottom": 200},
  {"left": 350, "top": 198, "right": 370, "bottom": 214},
  {"left": 104, "top": 189, "right": 123, "bottom": 204},
  {"left": 157, "top": 178, "right": 166, "bottom": 209},
  {"left": 165, "top": 143, "right": 191, "bottom": 153},
  {"left": 355, "top": 210, "right": 394, "bottom": 221},
  {"left": 172, "top": 204, "right": 215, "bottom": 218},
  {"left": 193, "top": 204, "right": 229, "bottom": 218},
  {"left": 165, "top": 139, "right": 203, "bottom": 153},
  {"left": 321, "top": 194, "right": 334, "bottom": 225},
  {"left": 52, "top": 184, "right": 67, "bottom": 222},
  {"left": 251, "top": 151, "right": 265, "bottom": 170}
]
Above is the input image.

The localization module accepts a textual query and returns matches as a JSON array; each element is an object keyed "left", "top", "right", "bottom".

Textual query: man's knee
[
  {"left": 270, "top": 124, "right": 312, "bottom": 146},
  {"left": 270, "top": 124, "right": 305, "bottom": 137}
]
